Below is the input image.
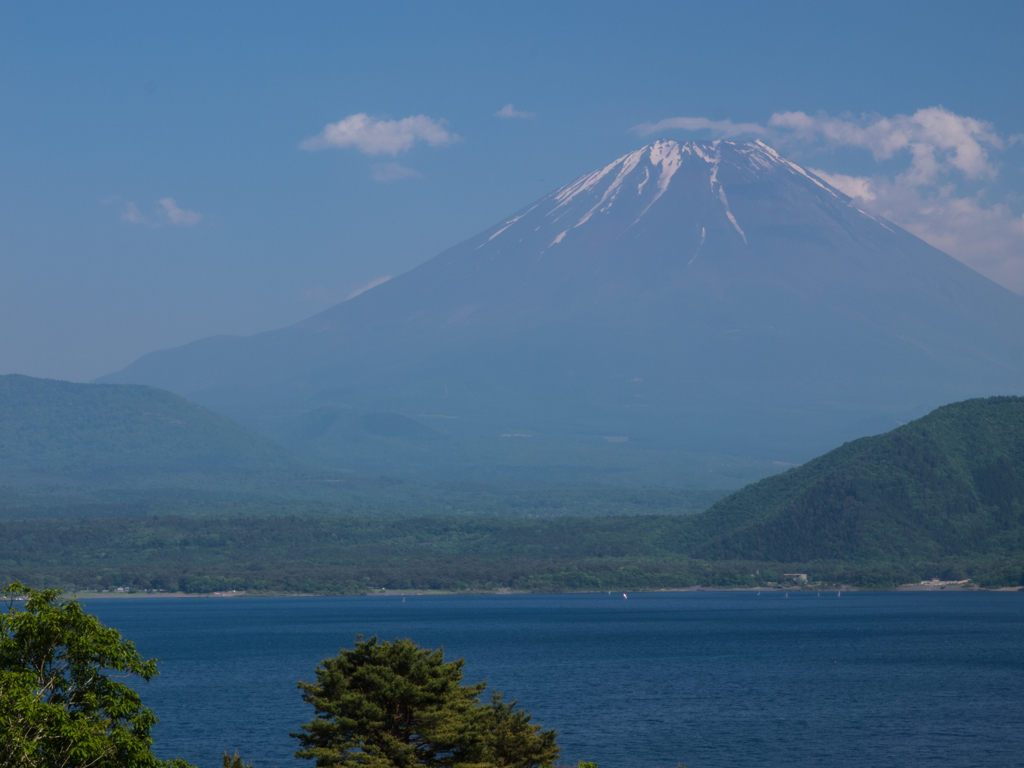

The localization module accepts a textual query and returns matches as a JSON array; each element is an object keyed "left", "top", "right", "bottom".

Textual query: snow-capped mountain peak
[
  {"left": 100, "top": 139, "right": 1024, "bottom": 462},
  {"left": 476, "top": 140, "right": 854, "bottom": 255}
]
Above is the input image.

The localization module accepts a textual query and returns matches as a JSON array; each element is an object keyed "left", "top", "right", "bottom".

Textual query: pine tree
[
  {"left": 482, "top": 691, "right": 559, "bottom": 768},
  {"left": 292, "top": 635, "right": 490, "bottom": 768},
  {"left": 223, "top": 750, "right": 254, "bottom": 768}
]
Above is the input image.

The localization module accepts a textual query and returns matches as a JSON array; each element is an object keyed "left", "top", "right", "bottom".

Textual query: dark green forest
[
  {"left": 691, "top": 396, "right": 1024, "bottom": 564},
  {"left": 2, "top": 376, "right": 1024, "bottom": 592},
  {"left": 2, "top": 512, "right": 1021, "bottom": 594}
]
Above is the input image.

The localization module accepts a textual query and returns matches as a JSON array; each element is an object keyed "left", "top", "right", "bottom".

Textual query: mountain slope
[
  {"left": 690, "top": 396, "right": 1024, "bottom": 562},
  {"left": 266, "top": 406, "right": 780, "bottom": 487},
  {"left": 0, "top": 375, "right": 736, "bottom": 520},
  {"left": 99, "top": 140, "right": 1024, "bottom": 461},
  {"left": 0, "top": 374, "right": 298, "bottom": 476}
]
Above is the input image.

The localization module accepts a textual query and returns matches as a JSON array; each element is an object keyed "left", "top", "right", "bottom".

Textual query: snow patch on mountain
[
  {"left": 702, "top": 144, "right": 747, "bottom": 243},
  {"left": 573, "top": 148, "right": 646, "bottom": 228},
  {"left": 637, "top": 166, "right": 650, "bottom": 195},
  {"left": 718, "top": 187, "right": 747, "bottom": 243},
  {"left": 633, "top": 139, "right": 684, "bottom": 220},
  {"left": 488, "top": 140, "right": 864, "bottom": 250},
  {"left": 483, "top": 205, "right": 539, "bottom": 247},
  {"left": 688, "top": 227, "right": 707, "bottom": 265},
  {"left": 551, "top": 150, "right": 638, "bottom": 210}
]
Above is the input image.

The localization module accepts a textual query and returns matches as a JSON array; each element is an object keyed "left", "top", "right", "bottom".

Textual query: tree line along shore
[{"left": 2, "top": 513, "right": 1022, "bottom": 595}]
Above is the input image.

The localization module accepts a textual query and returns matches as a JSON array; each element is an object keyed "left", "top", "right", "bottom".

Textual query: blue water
[{"left": 82, "top": 591, "right": 1024, "bottom": 768}]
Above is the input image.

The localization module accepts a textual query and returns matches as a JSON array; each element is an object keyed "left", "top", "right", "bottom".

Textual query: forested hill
[
  {"left": 2, "top": 392, "right": 1023, "bottom": 592},
  {"left": 689, "top": 396, "right": 1024, "bottom": 563},
  {"left": 0, "top": 375, "right": 727, "bottom": 520},
  {"left": 0, "top": 374, "right": 298, "bottom": 476}
]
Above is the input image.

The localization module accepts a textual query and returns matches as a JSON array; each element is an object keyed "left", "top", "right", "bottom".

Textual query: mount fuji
[{"left": 99, "top": 140, "right": 1024, "bottom": 461}]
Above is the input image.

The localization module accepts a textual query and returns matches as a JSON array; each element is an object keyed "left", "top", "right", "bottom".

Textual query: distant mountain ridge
[
  {"left": 0, "top": 375, "right": 736, "bottom": 519},
  {"left": 99, "top": 140, "right": 1024, "bottom": 461},
  {"left": 0, "top": 374, "right": 295, "bottom": 476},
  {"left": 5, "top": 397, "right": 1023, "bottom": 594}
]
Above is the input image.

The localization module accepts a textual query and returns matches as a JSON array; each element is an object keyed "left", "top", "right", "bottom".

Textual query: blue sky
[{"left": 2, "top": 1, "right": 1023, "bottom": 381}]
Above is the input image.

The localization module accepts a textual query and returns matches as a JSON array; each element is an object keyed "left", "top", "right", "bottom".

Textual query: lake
[{"left": 82, "top": 591, "right": 1024, "bottom": 768}]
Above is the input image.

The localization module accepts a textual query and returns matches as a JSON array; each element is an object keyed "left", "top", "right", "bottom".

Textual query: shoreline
[{"left": 73, "top": 585, "right": 1023, "bottom": 599}]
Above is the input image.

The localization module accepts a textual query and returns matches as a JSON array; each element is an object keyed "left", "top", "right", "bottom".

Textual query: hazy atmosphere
[
  {"left": 2, "top": 4, "right": 1023, "bottom": 768},
  {"left": 2, "top": 1, "right": 1023, "bottom": 381}
]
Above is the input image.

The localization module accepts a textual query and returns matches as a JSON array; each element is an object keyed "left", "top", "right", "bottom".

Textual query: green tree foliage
[
  {"left": 692, "top": 396, "right": 1024, "bottom": 563},
  {"left": 293, "top": 636, "right": 488, "bottom": 768},
  {"left": 2, "top": 511, "right": 1021, "bottom": 593},
  {"left": 0, "top": 581, "right": 195, "bottom": 768},
  {"left": 223, "top": 750, "right": 254, "bottom": 768},
  {"left": 293, "top": 636, "right": 559, "bottom": 768},
  {"left": 482, "top": 692, "right": 558, "bottom": 768}
]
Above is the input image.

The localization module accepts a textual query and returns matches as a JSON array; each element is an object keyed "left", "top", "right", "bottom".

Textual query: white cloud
[
  {"left": 301, "top": 276, "right": 394, "bottom": 306},
  {"left": 897, "top": 191, "right": 1024, "bottom": 289},
  {"left": 158, "top": 198, "right": 202, "bottom": 226},
  {"left": 299, "top": 113, "right": 460, "bottom": 155},
  {"left": 496, "top": 104, "right": 535, "bottom": 120},
  {"left": 302, "top": 286, "right": 335, "bottom": 304},
  {"left": 631, "top": 116, "right": 766, "bottom": 138},
  {"left": 121, "top": 201, "right": 150, "bottom": 225},
  {"left": 811, "top": 172, "right": 1024, "bottom": 292},
  {"left": 346, "top": 275, "right": 392, "bottom": 300},
  {"left": 119, "top": 198, "right": 202, "bottom": 227},
  {"left": 761, "top": 107, "right": 1022, "bottom": 291},
  {"left": 636, "top": 107, "right": 1024, "bottom": 293},
  {"left": 807, "top": 169, "right": 877, "bottom": 201},
  {"left": 769, "top": 107, "right": 1001, "bottom": 184},
  {"left": 370, "top": 162, "right": 423, "bottom": 182}
]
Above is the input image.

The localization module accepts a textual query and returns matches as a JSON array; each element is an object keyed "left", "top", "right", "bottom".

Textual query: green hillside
[
  {"left": 267, "top": 405, "right": 780, "bottom": 489},
  {"left": 0, "top": 374, "right": 297, "bottom": 476},
  {"left": 0, "top": 376, "right": 726, "bottom": 520},
  {"left": 4, "top": 388, "right": 1022, "bottom": 593},
  {"left": 690, "top": 396, "right": 1024, "bottom": 563},
  {"left": 2, "top": 397, "right": 1023, "bottom": 595},
  {"left": 0, "top": 375, "right": 354, "bottom": 518}
]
